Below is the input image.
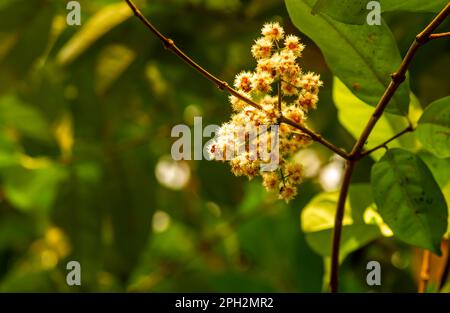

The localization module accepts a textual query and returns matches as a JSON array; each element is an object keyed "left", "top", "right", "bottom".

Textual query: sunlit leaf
[
  {"left": 57, "top": 2, "right": 133, "bottom": 66},
  {"left": 95, "top": 44, "right": 136, "bottom": 95},
  {"left": 416, "top": 96, "right": 450, "bottom": 158},
  {"left": 301, "top": 187, "right": 380, "bottom": 260},
  {"left": 332, "top": 78, "right": 419, "bottom": 159}
]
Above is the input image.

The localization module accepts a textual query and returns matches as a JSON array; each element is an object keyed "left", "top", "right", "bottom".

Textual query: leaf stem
[
  {"left": 329, "top": 3, "right": 450, "bottom": 293},
  {"left": 123, "top": 0, "right": 350, "bottom": 160},
  {"left": 418, "top": 250, "right": 431, "bottom": 293},
  {"left": 439, "top": 239, "right": 450, "bottom": 291}
]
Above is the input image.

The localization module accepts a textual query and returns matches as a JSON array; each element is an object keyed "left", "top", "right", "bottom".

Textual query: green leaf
[
  {"left": 332, "top": 77, "right": 419, "bottom": 159},
  {"left": 312, "top": 0, "right": 368, "bottom": 25},
  {"left": 416, "top": 96, "right": 450, "bottom": 158},
  {"left": 311, "top": 0, "right": 448, "bottom": 25},
  {"left": 381, "top": 0, "right": 448, "bottom": 13},
  {"left": 419, "top": 151, "right": 450, "bottom": 237},
  {"left": 1, "top": 162, "right": 68, "bottom": 213},
  {"left": 419, "top": 151, "right": 450, "bottom": 188},
  {"left": 371, "top": 148, "right": 448, "bottom": 254},
  {"left": 285, "top": 0, "right": 410, "bottom": 115},
  {"left": 301, "top": 187, "right": 380, "bottom": 260},
  {"left": 0, "top": 94, "right": 51, "bottom": 141}
]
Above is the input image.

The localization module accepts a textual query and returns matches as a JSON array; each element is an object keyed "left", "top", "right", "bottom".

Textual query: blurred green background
[{"left": 0, "top": 0, "right": 449, "bottom": 292}]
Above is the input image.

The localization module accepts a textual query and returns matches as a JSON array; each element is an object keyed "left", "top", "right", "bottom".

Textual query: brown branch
[
  {"left": 329, "top": 159, "right": 355, "bottom": 293},
  {"left": 329, "top": 2, "right": 450, "bottom": 293},
  {"left": 124, "top": 0, "right": 349, "bottom": 160},
  {"left": 359, "top": 125, "right": 415, "bottom": 159},
  {"left": 277, "top": 81, "right": 282, "bottom": 112},
  {"left": 418, "top": 250, "right": 431, "bottom": 293},
  {"left": 279, "top": 116, "right": 348, "bottom": 158},
  {"left": 429, "top": 32, "right": 450, "bottom": 41}
]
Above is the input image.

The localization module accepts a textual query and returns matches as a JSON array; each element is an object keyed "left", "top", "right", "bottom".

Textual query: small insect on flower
[{"left": 210, "top": 22, "right": 324, "bottom": 202}]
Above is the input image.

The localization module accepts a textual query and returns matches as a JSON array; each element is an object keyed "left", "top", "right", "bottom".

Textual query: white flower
[
  {"left": 251, "top": 37, "right": 273, "bottom": 60},
  {"left": 261, "top": 22, "right": 284, "bottom": 41}
]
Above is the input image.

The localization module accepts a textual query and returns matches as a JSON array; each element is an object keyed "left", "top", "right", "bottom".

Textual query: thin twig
[
  {"left": 124, "top": 0, "right": 349, "bottom": 160},
  {"left": 279, "top": 116, "right": 348, "bottom": 158},
  {"left": 439, "top": 239, "right": 450, "bottom": 291},
  {"left": 277, "top": 81, "right": 282, "bottom": 112},
  {"left": 429, "top": 32, "right": 450, "bottom": 40},
  {"left": 359, "top": 125, "right": 415, "bottom": 158},
  {"left": 418, "top": 250, "right": 431, "bottom": 293},
  {"left": 329, "top": 3, "right": 450, "bottom": 293}
]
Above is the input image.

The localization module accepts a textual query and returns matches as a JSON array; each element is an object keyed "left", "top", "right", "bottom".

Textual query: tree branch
[
  {"left": 429, "top": 32, "right": 450, "bottom": 41},
  {"left": 359, "top": 125, "right": 415, "bottom": 159},
  {"left": 329, "top": 2, "right": 450, "bottom": 293},
  {"left": 124, "top": 0, "right": 349, "bottom": 160},
  {"left": 329, "top": 159, "right": 355, "bottom": 293},
  {"left": 279, "top": 116, "right": 348, "bottom": 159}
]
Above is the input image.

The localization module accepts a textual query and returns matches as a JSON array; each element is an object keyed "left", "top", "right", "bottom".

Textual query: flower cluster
[{"left": 208, "top": 22, "right": 323, "bottom": 202}]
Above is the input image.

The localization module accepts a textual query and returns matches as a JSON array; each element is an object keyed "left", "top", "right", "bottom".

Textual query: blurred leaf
[
  {"left": 371, "top": 148, "right": 448, "bottom": 254},
  {"left": 0, "top": 269, "right": 56, "bottom": 292},
  {"left": 302, "top": 192, "right": 352, "bottom": 232},
  {"left": 57, "top": 2, "right": 133, "bottom": 66},
  {"left": 416, "top": 96, "right": 450, "bottom": 158},
  {"left": 332, "top": 78, "right": 419, "bottom": 159},
  {"left": 285, "top": 0, "right": 410, "bottom": 115},
  {"left": 1, "top": 161, "right": 68, "bottom": 213},
  {"left": 95, "top": 44, "right": 136, "bottom": 95},
  {"left": 305, "top": 225, "right": 380, "bottom": 260},
  {"left": 0, "top": 215, "right": 36, "bottom": 250},
  {"left": 0, "top": 0, "right": 41, "bottom": 30},
  {"left": 0, "top": 1, "right": 54, "bottom": 78},
  {"left": 0, "top": 94, "right": 51, "bottom": 141},
  {"left": 301, "top": 188, "right": 380, "bottom": 260}
]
